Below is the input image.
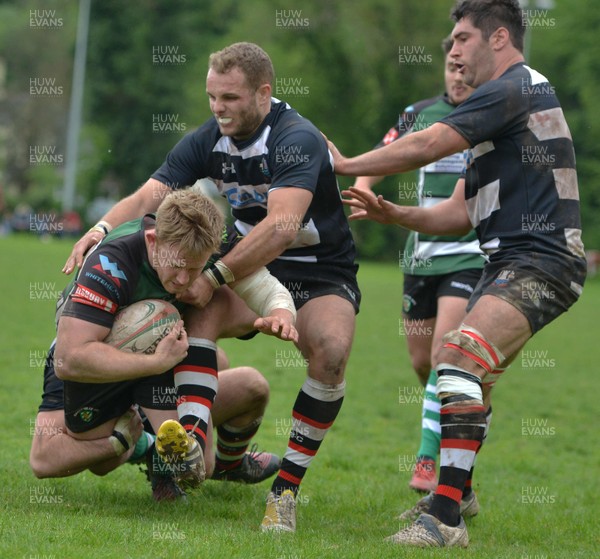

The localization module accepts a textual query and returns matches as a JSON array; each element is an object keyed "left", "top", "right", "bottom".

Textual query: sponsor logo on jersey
[
  {"left": 222, "top": 161, "right": 236, "bottom": 175},
  {"left": 92, "top": 254, "right": 128, "bottom": 288},
  {"left": 223, "top": 186, "right": 268, "bottom": 208},
  {"left": 84, "top": 272, "right": 121, "bottom": 300},
  {"left": 71, "top": 284, "right": 117, "bottom": 314}
]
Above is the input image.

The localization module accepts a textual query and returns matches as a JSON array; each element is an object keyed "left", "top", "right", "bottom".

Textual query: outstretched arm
[
  {"left": 329, "top": 122, "right": 470, "bottom": 177},
  {"left": 231, "top": 266, "right": 299, "bottom": 343},
  {"left": 342, "top": 178, "right": 472, "bottom": 236},
  {"left": 62, "top": 179, "right": 170, "bottom": 274}
]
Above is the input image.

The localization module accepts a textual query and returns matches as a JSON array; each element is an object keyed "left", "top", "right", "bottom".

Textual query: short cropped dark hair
[{"left": 451, "top": 0, "right": 525, "bottom": 52}]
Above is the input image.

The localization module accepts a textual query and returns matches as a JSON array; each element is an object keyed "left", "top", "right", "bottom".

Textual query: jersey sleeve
[
  {"left": 267, "top": 124, "right": 327, "bottom": 194},
  {"left": 60, "top": 245, "right": 135, "bottom": 329},
  {"left": 151, "top": 124, "right": 214, "bottom": 189},
  {"left": 440, "top": 78, "right": 528, "bottom": 147}
]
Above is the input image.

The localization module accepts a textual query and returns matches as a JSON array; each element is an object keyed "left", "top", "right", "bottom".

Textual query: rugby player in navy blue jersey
[
  {"left": 333, "top": 0, "right": 585, "bottom": 547},
  {"left": 63, "top": 42, "right": 360, "bottom": 532}
]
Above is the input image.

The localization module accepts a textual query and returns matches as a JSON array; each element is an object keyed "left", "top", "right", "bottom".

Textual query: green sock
[
  {"left": 416, "top": 369, "right": 441, "bottom": 460},
  {"left": 127, "top": 431, "right": 155, "bottom": 463}
]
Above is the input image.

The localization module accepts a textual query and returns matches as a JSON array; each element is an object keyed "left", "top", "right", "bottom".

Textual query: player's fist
[{"left": 153, "top": 320, "right": 189, "bottom": 368}]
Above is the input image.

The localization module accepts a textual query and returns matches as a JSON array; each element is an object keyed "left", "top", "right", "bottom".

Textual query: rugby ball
[{"left": 105, "top": 299, "right": 180, "bottom": 354}]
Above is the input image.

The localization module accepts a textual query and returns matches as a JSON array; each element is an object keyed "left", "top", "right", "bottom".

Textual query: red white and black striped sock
[
  {"left": 215, "top": 418, "right": 261, "bottom": 472},
  {"left": 463, "top": 405, "right": 492, "bottom": 498},
  {"left": 174, "top": 337, "right": 218, "bottom": 454},
  {"left": 271, "top": 378, "right": 345, "bottom": 496},
  {"left": 428, "top": 369, "right": 486, "bottom": 527},
  {"left": 464, "top": 365, "right": 503, "bottom": 494}
]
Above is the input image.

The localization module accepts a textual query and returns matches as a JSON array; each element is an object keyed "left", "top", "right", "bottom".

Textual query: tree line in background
[{"left": 1, "top": 0, "right": 598, "bottom": 256}]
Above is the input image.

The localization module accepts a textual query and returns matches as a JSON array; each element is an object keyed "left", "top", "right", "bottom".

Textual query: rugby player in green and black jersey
[
  {"left": 32, "top": 190, "right": 297, "bottom": 500},
  {"left": 334, "top": 0, "right": 586, "bottom": 548}
]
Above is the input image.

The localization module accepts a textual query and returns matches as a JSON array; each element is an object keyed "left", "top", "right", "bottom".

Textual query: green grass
[{"left": 0, "top": 235, "right": 598, "bottom": 558}]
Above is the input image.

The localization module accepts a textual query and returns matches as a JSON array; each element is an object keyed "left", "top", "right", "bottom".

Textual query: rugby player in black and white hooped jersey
[
  {"left": 351, "top": 36, "right": 485, "bottom": 500},
  {"left": 63, "top": 42, "right": 360, "bottom": 533},
  {"left": 332, "top": 0, "right": 586, "bottom": 548}
]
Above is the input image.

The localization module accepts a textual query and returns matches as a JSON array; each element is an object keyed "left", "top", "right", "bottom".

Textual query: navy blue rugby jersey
[
  {"left": 152, "top": 99, "right": 356, "bottom": 267},
  {"left": 440, "top": 63, "right": 585, "bottom": 282}
]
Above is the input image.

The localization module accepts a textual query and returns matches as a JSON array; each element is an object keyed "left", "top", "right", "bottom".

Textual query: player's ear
[
  {"left": 145, "top": 229, "right": 157, "bottom": 251},
  {"left": 491, "top": 26, "right": 510, "bottom": 50},
  {"left": 257, "top": 83, "right": 271, "bottom": 103}
]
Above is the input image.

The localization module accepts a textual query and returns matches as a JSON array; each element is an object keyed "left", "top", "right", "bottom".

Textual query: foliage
[{"left": 1, "top": 0, "right": 598, "bottom": 255}]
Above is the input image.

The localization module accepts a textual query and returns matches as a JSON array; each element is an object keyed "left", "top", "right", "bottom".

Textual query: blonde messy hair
[{"left": 155, "top": 190, "right": 224, "bottom": 256}]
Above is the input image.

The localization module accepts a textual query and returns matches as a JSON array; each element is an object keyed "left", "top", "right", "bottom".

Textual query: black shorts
[
  {"left": 402, "top": 268, "right": 483, "bottom": 320},
  {"left": 38, "top": 342, "right": 65, "bottom": 412},
  {"left": 466, "top": 253, "right": 585, "bottom": 334},
  {"left": 267, "top": 260, "right": 361, "bottom": 314},
  {"left": 218, "top": 223, "right": 361, "bottom": 313},
  {"left": 39, "top": 346, "right": 177, "bottom": 433}
]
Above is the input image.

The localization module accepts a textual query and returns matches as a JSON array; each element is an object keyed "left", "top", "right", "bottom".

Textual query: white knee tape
[
  {"left": 435, "top": 365, "right": 483, "bottom": 400},
  {"left": 303, "top": 377, "right": 346, "bottom": 401}
]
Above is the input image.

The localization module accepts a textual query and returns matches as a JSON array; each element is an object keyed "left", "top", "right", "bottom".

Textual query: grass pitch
[{"left": 0, "top": 235, "right": 598, "bottom": 558}]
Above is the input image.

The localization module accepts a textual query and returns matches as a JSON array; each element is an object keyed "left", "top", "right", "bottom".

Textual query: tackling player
[
  {"left": 352, "top": 36, "right": 487, "bottom": 500},
  {"left": 332, "top": 0, "right": 585, "bottom": 547},
  {"left": 62, "top": 42, "right": 360, "bottom": 532}
]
